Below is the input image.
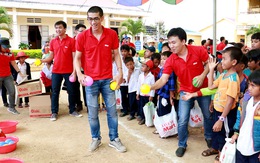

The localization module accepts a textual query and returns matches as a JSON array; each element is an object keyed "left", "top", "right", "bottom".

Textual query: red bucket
[
  {"left": 0, "top": 158, "right": 23, "bottom": 163},
  {"left": 0, "top": 136, "right": 19, "bottom": 154},
  {"left": 0, "top": 121, "right": 18, "bottom": 134}
]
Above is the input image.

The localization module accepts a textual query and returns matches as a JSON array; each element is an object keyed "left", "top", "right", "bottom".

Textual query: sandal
[
  {"left": 201, "top": 148, "right": 218, "bottom": 157},
  {"left": 152, "top": 130, "right": 159, "bottom": 134},
  {"left": 215, "top": 155, "right": 219, "bottom": 161}
]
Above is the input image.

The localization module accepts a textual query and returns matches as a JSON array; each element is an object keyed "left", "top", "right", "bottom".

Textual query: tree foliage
[
  {"left": 120, "top": 18, "right": 146, "bottom": 41},
  {"left": 0, "top": 7, "right": 13, "bottom": 38},
  {"left": 246, "top": 25, "right": 260, "bottom": 35}
]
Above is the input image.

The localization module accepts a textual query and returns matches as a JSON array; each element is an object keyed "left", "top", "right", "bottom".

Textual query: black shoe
[
  {"left": 3, "top": 103, "right": 9, "bottom": 107},
  {"left": 127, "top": 115, "right": 135, "bottom": 121},
  {"left": 119, "top": 112, "right": 128, "bottom": 117},
  {"left": 205, "top": 139, "right": 212, "bottom": 148},
  {"left": 175, "top": 147, "right": 186, "bottom": 157}
]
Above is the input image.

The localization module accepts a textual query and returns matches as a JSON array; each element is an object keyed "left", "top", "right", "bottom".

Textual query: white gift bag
[
  {"left": 154, "top": 106, "right": 178, "bottom": 138},
  {"left": 219, "top": 138, "right": 236, "bottom": 163},
  {"left": 189, "top": 101, "right": 204, "bottom": 127},
  {"left": 143, "top": 102, "right": 156, "bottom": 127},
  {"left": 115, "top": 90, "right": 122, "bottom": 109}
]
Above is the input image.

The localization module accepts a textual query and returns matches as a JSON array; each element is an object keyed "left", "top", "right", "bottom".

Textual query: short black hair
[
  {"left": 201, "top": 40, "right": 206, "bottom": 46},
  {"left": 130, "top": 47, "right": 136, "bottom": 57},
  {"left": 251, "top": 32, "right": 260, "bottom": 40},
  {"left": 248, "top": 69, "right": 260, "bottom": 85},
  {"left": 120, "top": 44, "right": 130, "bottom": 52},
  {"left": 75, "top": 24, "right": 86, "bottom": 31},
  {"left": 234, "top": 42, "right": 244, "bottom": 49},
  {"left": 220, "top": 36, "right": 225, "bottom": 41},
  {"left": 167, "top": 27, "right": 187, "bottom": 42},
  {"left": 161, "top": 51, "right": 172, "bottom": 57},
  {"left": 238, "top": 54, "right": 248, "bottom": 67},
  {"left": 247, "top": 49, "right": 260, "bottom": 65},
  {"left": 54, "top": 20, "right": 67, "bottom": 29},
  {"left": 151, "top": 53, "right": 161, "bottom": 61},
  {"left": 162, "top": 42, "right": 170, "bottom": 49},
  {"left": 88, "top": 6, "right": 103, "bottom": 17},
  {"left": 188, "top": 39, "right": 194, "bottom": 44},
  {"left": 124, "top": 56, "right": 134, "bottom": 64},
  {"left": 222, "top": 47, "right": 242, "bottom": 65}
]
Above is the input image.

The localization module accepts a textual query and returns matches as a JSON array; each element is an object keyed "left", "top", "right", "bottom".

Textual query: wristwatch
[{"left": 218, "top": 116, "right": 225, "bottom": 122}]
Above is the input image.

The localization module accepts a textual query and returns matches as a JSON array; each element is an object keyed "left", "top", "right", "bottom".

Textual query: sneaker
[
  {"left": 3, "top": 103, "right": 9, "bottom": 107},
  {"left": 175, "top": 147, "right": 186, "bottom": 157},
  {"left": 109, "top": 138, "right": 127, "bottom": 153},
  {"left": 18, "top": 104, "right": 23, "bottom": 108},
  {"left": 25, "top": 103, "right": 29, "bottom": 107},
  {"left": 70, "top": 111, "right": 83, "bottom": 118},
  {"left": 127, "top": 115, "right": 135, "bottom": 121},
  {"left": 7, "top": 108, "right": 20, "bottom": 115},
  {"left": 136, "top": 116, "right": 142, "bottom": 121},
  {"left": 50, "top": 113, "right": 58, "bottom": 121},
  {"left": 89, "top": 138, "right": 101, "bottom": 152}
]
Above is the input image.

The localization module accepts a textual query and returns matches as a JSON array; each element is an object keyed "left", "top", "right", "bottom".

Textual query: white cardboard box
[
  {"left": 29, "top": 93, "right": 52, "bottom": 118},
  {"left": 16, "top": 79, "right": 42, "bottom": 98}
]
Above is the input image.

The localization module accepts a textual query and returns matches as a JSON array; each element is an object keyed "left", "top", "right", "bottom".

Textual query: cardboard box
[
  {"left": 29, "top": 93, "right": 52, "bottom": 118},
  {"left": 16, "top": 79, "right": 42, "bottom": 98}
]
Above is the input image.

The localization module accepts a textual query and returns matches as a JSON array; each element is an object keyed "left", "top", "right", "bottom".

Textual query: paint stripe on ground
[{"left": 118, "top": 120, "right": 181, "bottom": 163}]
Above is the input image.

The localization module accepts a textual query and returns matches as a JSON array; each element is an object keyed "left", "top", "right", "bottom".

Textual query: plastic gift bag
[
  {"left": 189, "top": 101, "right": 204, "bottom": 127},
  {"left": 115, "top": 90, "right": 122, "bottom": 110},
  {"left": 219, "top": 138, "right": 236, "bottom": 163},
  {"left": 143, "top": 102, "right": 156, "bottom": 127},
  {"left": 154, "top": 106, "right": 178, "bottom": 138}
]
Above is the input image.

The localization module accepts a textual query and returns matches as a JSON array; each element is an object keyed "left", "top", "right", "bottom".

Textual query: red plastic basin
[
  {"left": 0, "top": 158, "right": 23, "bottom": 163},
  {"left": 0, "top": 136, "right": 19, "bottom": 154},
  {"left": 0, "top": 121, "right": 18, "bottom": 134}
]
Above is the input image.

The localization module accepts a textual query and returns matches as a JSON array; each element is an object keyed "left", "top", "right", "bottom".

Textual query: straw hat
[{"left": 16, "top": 51, "right": 29, "bottom": 60}]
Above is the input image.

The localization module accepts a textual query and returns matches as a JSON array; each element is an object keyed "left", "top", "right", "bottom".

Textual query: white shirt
[
  {"left": 237, "top": 97, "right": 260, "bottom": 156},
  {"left": 128, "top": 67, "right": 141, "bottom": 93},
  {"left": 137, "top": 72, "right": 155, "bottom": 97},
  {"left": 42, "top": 64, "right": 53, "bottom": 80},
  {"left": 16, "top": 62, "right": 28, "bottom": 83}
]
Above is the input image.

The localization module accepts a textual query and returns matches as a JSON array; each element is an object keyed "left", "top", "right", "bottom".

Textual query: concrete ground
[{"left": 0, "top": 70, "right": 216, "bottom": 163}]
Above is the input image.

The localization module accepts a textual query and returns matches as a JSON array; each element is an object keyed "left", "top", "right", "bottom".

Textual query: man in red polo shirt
[
  {"left": 151, "top": 27, "right": 213, "bottom": 157},
  {"left": 217, "top": 36, "right": 226, "bottom": 51},
  {"left": 42, "top": 20, "right": 82, "bottom": 121},
  {"left": 74, "top": 6, "right": 126, "bottom": 153}
]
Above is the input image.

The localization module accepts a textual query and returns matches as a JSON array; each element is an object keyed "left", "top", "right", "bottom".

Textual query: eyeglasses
[{"left": 87, "top": 17, "right": 100, "bottom": 22}]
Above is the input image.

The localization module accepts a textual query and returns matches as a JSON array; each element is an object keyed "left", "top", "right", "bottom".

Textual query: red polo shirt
[
  {"left": 76, "top": 26, "right": 119, "bottom": 80},
  {"left": 217, "top": 42, "right": 225, "bottom": 51},
  {"left": 163, "top": 46, "right": 209, "bottom": 93},
  {"left": 50, "top": 34, "right": 75, "bottom": 74},
  {"left": 0, "top": 52, "right": 15, "bottom": 77}
]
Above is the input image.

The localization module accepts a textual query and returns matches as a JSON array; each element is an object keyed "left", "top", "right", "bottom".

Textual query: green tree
[
  {"left": 120, "top": 18, "right": 146, "bottom": 42},
  {"left": 0, "top": 7, "right": 12, "bottom": 38},
  {"left": 156, "top": 21, "right": 168, "bottom": 38},
  {"left": 246, "top": 25, "right": 260, "bottom": 35}
]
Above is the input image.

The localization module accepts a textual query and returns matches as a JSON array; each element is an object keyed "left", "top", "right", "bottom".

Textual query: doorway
[{"left": 28, "top": 26, "right": 42, "bottom": 49}]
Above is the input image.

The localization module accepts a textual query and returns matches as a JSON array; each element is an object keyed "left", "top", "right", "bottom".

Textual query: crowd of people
[{"left": 0, "top": 5, "right": 260, "bottom": 162}]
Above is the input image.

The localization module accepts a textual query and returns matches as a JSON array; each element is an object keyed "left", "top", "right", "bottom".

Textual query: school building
[{"left": 0, "top": 0, "right": 149, "bottom": 49}]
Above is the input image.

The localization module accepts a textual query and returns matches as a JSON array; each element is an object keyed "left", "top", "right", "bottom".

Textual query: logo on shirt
[
  {"left": 105, "top": 44, "right": 109, "bottom": 47},
  {"left": 193, "top": 62, "right": 198, "bottom": 65}
]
